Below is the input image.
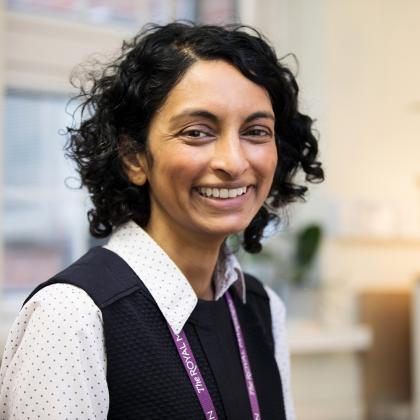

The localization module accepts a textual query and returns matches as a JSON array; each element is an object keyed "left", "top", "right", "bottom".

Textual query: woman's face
[{"left": 129, "top": 60, "right": 277, "bottom": 243}]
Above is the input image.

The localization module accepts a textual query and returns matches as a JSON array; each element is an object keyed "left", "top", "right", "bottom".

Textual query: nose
[{"left": 210, "top": 133, "right": 250, "bottom": 178}]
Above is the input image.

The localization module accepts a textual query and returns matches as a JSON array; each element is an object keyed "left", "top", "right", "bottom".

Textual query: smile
[{"left": 197, "top": 186, "right": 248, "bottom": 199}]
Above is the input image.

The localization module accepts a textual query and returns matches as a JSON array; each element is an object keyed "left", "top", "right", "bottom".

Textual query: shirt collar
[{"left": 104, "top": 220, "right": 245, "bottom": 334}]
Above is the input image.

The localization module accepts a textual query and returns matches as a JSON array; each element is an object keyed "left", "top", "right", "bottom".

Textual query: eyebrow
[{"left": 169, "top": 109, "right": 275, "bottom": 125}]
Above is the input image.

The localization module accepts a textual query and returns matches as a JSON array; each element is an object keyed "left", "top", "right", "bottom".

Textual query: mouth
[{"left": 196, "top": 186, "right": 248, "bottom": 199}]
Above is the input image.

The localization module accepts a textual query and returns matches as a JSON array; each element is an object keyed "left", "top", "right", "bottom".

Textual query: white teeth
[
  {"left": 220, "top": 189, "right": 228, "bottom": 198},
  {"left": 198, "top": 186, "right": 248, "bottom": 198}
]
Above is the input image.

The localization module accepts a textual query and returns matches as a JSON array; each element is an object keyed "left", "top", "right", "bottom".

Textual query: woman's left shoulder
[
  {"left": 263, "top": 285, "right": 286, "bottom": 322},
  {"left": 243, "top": 273, "right": 286, "bottom": 320}
]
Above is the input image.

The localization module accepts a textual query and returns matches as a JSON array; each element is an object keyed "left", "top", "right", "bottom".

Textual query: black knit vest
[{"left": 24, "top": 247, "right": 286, "bottom": 420}]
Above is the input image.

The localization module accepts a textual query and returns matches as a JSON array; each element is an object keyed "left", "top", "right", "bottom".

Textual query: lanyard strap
[
  {"left": 225, "top": 291, "right": 261, "bottom": 420},
  {"left": 169, "top": 290, "right": 261, "bottom": 420},
  {"left": 169, "top": 328, "right": 218, "bottom": 419}
]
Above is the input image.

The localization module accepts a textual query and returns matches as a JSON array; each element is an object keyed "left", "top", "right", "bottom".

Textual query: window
[{"left": 3, "top": 90, "right": 89, "bottom": 292}]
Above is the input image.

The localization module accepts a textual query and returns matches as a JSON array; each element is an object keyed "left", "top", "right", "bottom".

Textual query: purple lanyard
[{"left": 169, "top": 290, "right": 261, "bottom": 420}]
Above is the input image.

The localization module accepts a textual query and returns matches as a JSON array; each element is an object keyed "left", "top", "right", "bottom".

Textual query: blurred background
[{"left": 0, "top": 0, "right": 419, "bottom": 419}]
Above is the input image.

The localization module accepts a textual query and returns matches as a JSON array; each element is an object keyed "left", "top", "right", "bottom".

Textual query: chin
[
  {"left": 188, "top": 212, "right": 256, "bottom": 239},
  {"left": 201, "top": 222, "right": 250, "bottom": 238}
]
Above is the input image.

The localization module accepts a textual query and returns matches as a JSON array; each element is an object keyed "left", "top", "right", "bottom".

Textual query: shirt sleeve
[
  {"left": 264, "top": 285, "right": 295, "bottom": 420},
  {"left": 0, "top": 283, "right": 109, "bottom": 420}
]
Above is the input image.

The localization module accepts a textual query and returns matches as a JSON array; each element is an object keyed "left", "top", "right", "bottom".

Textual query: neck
[{"left": 145, "top": 221, "right": 224, "bottom": 301}]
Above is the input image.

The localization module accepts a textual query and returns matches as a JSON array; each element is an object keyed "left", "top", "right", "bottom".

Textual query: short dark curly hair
[{"left": 66, "top": 21, "right": 324, "bottom": 253}]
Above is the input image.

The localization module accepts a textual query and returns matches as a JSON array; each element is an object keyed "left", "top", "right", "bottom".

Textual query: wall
[
  {"left": 243, "top": 0, "right": 420, "bottom": 293},
  {"left": 321, "top": 0, "right": 420, "bottom": 291}
]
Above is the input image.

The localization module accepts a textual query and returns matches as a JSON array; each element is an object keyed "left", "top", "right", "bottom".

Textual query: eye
[
  {"left": 178, "top": 126, "right": 215, "bottom": 142},
  {"left": 181, "top": 129, "right": 210, "bottom": 138},
  {"left": 242, "top": 126, "right": 273, "bottom": 140},
  {"left": 246, "top": 129, "right": 269, "bottom": 136}
]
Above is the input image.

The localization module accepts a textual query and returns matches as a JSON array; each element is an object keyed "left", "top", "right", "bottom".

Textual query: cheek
[
  {"left": 155, "top": 148, "right": 207, "bottom": 187},
  {"left": 251, "top": 147, "right": 277, "bottom": 202},
  {"left": 252, "top": 144, "right": 278, "bottom": 179},
  {"left": 266, "top": 149, "right": 278, "bottom": 174}
]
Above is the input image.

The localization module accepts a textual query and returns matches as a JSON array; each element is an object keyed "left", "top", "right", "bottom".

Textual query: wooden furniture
[{"left": 359, "top": 291, "right": 412, "bottom": 420}]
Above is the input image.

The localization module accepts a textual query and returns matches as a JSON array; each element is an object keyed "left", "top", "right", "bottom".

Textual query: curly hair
[{"left": 66, "top": 22, "right": 324, "bottom": 253}]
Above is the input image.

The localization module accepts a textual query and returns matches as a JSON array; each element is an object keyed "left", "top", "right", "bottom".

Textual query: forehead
[{"left": 157, "top": 60, "right": 273, "bottom": 121}]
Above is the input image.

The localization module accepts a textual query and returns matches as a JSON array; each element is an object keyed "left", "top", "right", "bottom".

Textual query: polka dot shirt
[{"left": 0, "top": 221, "right": 295, "bottom": 420}]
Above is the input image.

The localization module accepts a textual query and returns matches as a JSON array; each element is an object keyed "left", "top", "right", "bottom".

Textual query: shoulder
[
  {"left": 1, "top": 282, "right": 104, "bottom": 381},
  {"left": 18, "top": 283, "right": 104, "bottom": 340},
  {"left": 241, "top": 276, "right": 288, "bottom": 358},
  {"left": 24, "top": 246, "right": 141, "bottom": 309},
  {"left": 263, "top": 285, "right": 286, "bottom": 322},
  {"left": 23, "top": 282, "right": 102, "bottom": 318},
  {"left": 243, "top": 272, "right": 270, "bottom": 300},
  {"left": 243, "top": 273, "right": 287, "bottom": 335},
  {"left": 3, "top": 282, "right": 104, "bottom": 374},
  {"left": 264, "top": 287, "right": 295, "bottom": 420},
  {"left": 243, "top": 273, "right": 286, "bottom": 318},
  {"left": 263, "top": 285, "right": 288, "bottom": 357},
  {"left": 53, "top": 246, "right": 125, "bottom": 283}
]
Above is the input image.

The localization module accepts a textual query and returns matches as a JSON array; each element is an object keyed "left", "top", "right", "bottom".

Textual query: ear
[{"left": 121, "top": 153, "right": 148, "bottom": 186}]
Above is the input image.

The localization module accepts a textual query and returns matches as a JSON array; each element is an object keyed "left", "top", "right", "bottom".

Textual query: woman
[{"left": 0, "top": 22, "right": 323, "bottom": 419}]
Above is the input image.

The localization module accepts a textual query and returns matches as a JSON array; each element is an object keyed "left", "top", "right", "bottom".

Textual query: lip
[
  {"left": 195, "top": 183, "right": 252, "bottom": 190},
  {"left": 193, "top": 185, "right": 253, "bottom": 210}
]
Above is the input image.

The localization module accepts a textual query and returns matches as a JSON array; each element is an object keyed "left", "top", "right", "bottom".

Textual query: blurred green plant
[
  {"left": 234, "top": 222, "right": 324, "bottom": 288},
  {"left": 292, "top": 224, "right": 323, "bottom": 285}
]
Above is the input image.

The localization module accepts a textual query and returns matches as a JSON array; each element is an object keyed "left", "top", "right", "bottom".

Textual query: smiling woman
[{"left": 0, "top": 22, "right": 323, "bottom": 420}]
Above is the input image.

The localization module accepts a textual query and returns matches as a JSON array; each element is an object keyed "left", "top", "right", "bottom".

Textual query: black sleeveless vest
[{"left": 24, "top": 247, "right": 286, "bottom": 420}]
